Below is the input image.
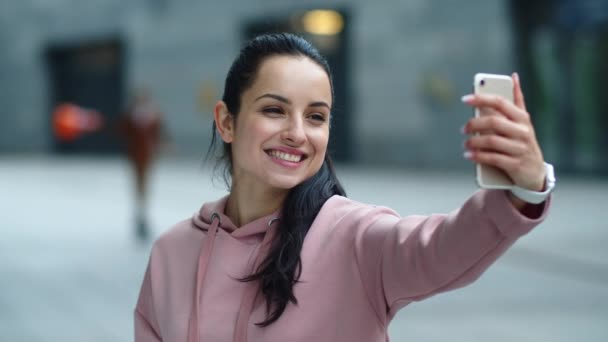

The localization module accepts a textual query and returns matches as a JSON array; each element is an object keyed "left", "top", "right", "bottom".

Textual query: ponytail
[{"left": 241, "top": 154, "right": 345, "bottom": 326}]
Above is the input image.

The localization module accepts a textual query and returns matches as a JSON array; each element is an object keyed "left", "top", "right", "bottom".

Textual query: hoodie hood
[
  {"left": 189, "top": 195, "right": 280, "bottom": 342},
  {"left": 192, "top": 195, "right": 280, "bottom": 238}
]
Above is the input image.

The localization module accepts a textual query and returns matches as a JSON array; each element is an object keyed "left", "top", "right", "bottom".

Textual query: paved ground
[{"left": 1, "top": 156, "right": 607, "bottom": 341}]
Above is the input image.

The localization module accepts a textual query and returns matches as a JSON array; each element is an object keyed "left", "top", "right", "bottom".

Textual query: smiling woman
[
  {"left": 134, "top": 33, "right": 554, "bottom": 342},
  {"left": 216, "top": 55, "right": 332, "bottom": 193}
]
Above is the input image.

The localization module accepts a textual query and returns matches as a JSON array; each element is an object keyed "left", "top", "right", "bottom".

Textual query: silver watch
[{"left": 510, "top": 162, "right": 556, "bottom": 204}]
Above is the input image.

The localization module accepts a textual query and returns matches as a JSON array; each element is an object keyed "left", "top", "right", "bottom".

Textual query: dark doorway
[
  {"left": 244, "top": 9, "right": 353, "bottom": 162},
  {"left": 45, "top": 38, "right": 125, "bottom": 154}
]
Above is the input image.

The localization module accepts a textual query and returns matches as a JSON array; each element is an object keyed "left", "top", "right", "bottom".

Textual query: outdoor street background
[
  {"left": 1, "top": 1, "right": 607, "bottom": 341},
  {"left": 1, "top": 156, "right": 606, "bottom": 341}
]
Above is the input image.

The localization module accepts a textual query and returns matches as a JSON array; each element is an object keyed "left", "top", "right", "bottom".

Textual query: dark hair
[{"left": 207, "top": 32, "right": 345, "bottom": 326}]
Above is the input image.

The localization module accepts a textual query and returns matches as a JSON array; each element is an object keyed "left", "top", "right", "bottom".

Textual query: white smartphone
[{"left": 473, "top": 73, "right": 514, "bottom": 189}]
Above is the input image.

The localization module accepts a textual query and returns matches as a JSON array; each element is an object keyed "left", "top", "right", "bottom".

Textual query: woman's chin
[{"left": 265, "top": 175, "right": 307, "bottom": 191}]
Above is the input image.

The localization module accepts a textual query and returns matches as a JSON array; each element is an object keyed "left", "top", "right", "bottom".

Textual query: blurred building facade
[{"left": 0, "top": 0, "right": 606, "bottom": 174}]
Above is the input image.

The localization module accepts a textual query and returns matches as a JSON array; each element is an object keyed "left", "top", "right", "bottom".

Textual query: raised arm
[{"left": 353, "top": 189, "right": 550, "bottom": 321}]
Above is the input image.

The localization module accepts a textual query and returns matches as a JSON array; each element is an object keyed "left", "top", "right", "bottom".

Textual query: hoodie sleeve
[
  {"left": 353, "top": 189, "right": 550, "bottom": 321},
  {"left": 134, "top": 258, "right": 163, "bottom": 342}
]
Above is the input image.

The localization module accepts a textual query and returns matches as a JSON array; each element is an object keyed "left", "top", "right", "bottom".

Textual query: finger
[
  {"left": 462, "top": 93, "right": 528, "bottom": 123},
  {"left": 465, "top": 135, "right": 527, "bottom": 156},
  {"left": 512, "top": 72, "right": 527, "bottom": 111},
  {"left": 464, "top": 150, "right": 519, "bottom": 174},
  {"left": 463, "top": 115, "right": 530, "bottom": 140}
]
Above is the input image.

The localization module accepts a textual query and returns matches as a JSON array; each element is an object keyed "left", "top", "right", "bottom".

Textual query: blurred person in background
[
  {"left": 135, "top": 33, "right": 555, "bottom": 341},
  {"left": 120, "top": 88, "right": 164, "bottom": 241}
]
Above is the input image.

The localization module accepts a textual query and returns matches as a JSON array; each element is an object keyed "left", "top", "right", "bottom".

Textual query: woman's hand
[{"left": 461, "top": 73, "right": 547, "bottom": 209}]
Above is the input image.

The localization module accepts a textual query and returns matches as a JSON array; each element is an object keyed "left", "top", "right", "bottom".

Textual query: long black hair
[{"left": 206, "top": 33, "right": 346, "bottom": 326}]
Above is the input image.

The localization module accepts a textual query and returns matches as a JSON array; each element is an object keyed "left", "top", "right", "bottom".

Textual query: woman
[
  {"left": 135, "top": 33, "right": 553, "bottom": 342},
  {"left": 120, "top": 89, "right": 164, "bottom": 240}
]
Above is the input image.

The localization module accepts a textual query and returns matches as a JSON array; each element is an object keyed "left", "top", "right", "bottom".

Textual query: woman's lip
[
  {"left": 270, "top": 157, "right": 301, "bottom": 169},
  {"left": 266, "top": 147, "right": 306, "bottom": 156},
  {"left": 266, "top": 152, "right": 302, "bottom": 169}
]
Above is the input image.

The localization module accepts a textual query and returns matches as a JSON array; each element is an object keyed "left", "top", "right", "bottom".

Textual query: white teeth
[{"left": 269, "top": 150, "right": 302, "bottom": 162}]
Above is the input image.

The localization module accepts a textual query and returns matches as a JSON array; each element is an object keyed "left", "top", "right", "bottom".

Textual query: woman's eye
[
  {"left": 309, "top": 113, "right": 326, "bottom": 122},
  {"left": 263, "top": 107, "right": 283, "bottom": 114}
]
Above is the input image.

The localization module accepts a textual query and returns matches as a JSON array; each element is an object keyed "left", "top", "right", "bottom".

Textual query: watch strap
[{"left": 510, "top": 162, "right": 556, "bottom": 204}]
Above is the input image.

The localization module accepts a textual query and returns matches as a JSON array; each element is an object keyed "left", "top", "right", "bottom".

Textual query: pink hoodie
[{"left": 135, "top": 189, "right": 550, "bottom": 342}]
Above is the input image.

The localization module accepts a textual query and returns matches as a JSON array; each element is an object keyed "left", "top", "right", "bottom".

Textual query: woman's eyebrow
[
  {"left": 255, "top": 93, "right": 330, "bottom": 109},
  {"left": 309, "top": 101, "right": 330, "bottom": 109},
  {"left": 255, "top": 93, "right": 290, "bottom": 104}
]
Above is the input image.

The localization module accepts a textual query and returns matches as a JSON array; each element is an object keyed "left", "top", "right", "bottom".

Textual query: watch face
[{"left": 545, "top": 163, "right": 556, "bottom": 184}]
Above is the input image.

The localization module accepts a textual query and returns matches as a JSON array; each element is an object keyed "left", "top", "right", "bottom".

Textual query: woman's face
[{"left": 225, "top": 55, "right": 332, "bottom": 192}]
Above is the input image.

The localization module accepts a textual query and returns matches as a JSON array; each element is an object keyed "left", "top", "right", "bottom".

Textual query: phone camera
[{"left": 480, "top": 79, "right": 485, "bottom": 86}]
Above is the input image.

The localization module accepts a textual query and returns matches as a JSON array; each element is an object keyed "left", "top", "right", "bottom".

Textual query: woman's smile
[{"left": 265, "top": 147, "right": 308, "bottom": 168}]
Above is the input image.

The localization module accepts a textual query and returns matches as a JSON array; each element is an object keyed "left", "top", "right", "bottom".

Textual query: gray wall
[{"left": 0, "top": 0, "right": 514, "bottom": 168}]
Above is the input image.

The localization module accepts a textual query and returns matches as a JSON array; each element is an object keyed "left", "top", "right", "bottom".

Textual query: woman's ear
[{"left": 213, "top": 101, "right": 234, "bottom": 143}]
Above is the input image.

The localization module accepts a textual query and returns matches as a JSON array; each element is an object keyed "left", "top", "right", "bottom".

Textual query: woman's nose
[{"left": 281, "top": 117, "right": 306, "bottom": 145}]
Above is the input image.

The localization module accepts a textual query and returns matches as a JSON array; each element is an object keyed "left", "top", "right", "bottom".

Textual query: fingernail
[
  {"left": 460, "top": 125, "right": 467, "bottom": 134},
  {"left": 463, "top": 151, "right": 473, "bottom": 159},
  {"left": 461, "top": 94, "right": 474, "bottom": 103},
  {"left": 513, "top": 72, "right": 519, "bottom": 82}
]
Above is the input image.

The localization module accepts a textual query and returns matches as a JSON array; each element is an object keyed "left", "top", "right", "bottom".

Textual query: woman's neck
[{"left": 225, "top": 182, "right": 287, "bottom": 227}]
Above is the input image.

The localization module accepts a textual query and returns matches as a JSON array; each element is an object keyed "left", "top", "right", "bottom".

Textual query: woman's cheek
[{"left": 312, "top": 130, "right": 330, "bottom": 150}]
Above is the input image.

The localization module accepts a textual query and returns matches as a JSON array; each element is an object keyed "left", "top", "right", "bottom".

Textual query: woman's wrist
[{"left": 506, "top": 191, "right": 545, "bottom": 219}]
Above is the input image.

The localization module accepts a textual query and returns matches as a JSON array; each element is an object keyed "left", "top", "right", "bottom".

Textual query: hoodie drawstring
[
  {"left": 233, "top": 218, "right": 278, "bottom": 342},
  {"left": 188, "top": 212, "right": 221, "bottom": 342},
  {"left": 188, "top": 215, "right": 279, "bottom": 342}
]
